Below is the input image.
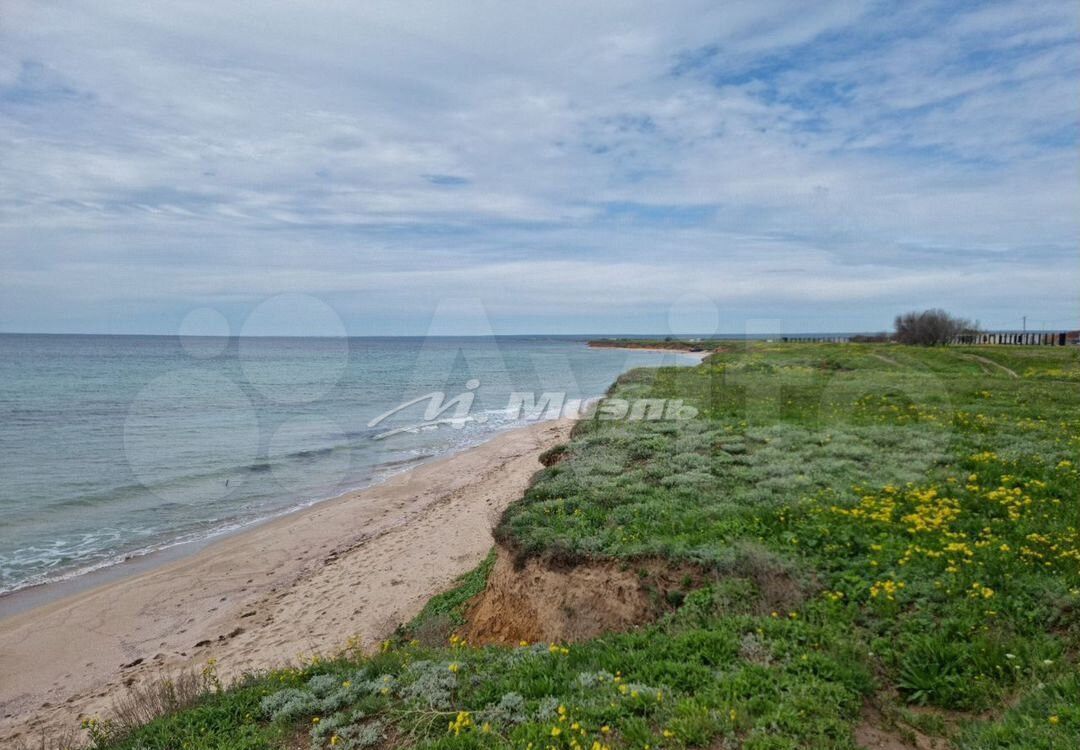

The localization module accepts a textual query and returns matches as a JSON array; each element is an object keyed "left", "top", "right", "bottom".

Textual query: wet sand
[{"left": 586, "top": 344, "right": 712, "bottom": 360}]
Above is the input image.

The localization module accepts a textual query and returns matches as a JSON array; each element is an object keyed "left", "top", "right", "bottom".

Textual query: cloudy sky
[{"left": 2, "top": 1, "right": 1078, "bottom": 335}]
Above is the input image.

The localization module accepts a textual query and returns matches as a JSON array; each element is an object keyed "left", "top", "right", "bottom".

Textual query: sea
[{"left": 0, "top": 334, "right": 699, "bottom": 600}]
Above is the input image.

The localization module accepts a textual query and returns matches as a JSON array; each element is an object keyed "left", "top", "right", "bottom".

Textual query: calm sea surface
[{"left": 0, "top": 334, "right": 697, "bottom": 596}]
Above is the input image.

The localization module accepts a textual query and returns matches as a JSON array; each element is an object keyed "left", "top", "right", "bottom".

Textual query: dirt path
[
  {"left": 961, "top": 353, "right": 1019, "bottom": 378},
  {"left": 868, "top": 352, "right": 902, "bottom": 367}
]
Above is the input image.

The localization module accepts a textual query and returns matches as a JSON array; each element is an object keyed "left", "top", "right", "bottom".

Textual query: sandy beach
[
  {"left": 585, "top": 344, "right": 713, "bottom": 361},
  {"left": 0, "top": 418, "right": 572, "bottom": 746}
]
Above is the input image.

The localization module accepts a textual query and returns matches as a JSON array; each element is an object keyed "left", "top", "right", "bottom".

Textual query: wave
[
  {"left": 0, "top": 413, "right": 542, "bottom": 597},
  {"left": 6, "top": 436, "right": 378, "bottom": 520}
]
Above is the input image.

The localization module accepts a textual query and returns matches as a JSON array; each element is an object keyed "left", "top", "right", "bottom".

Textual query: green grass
[
  {"left": 407, "top": 552, "right": 498, "bottom": 645},
  {"left": 79, "top": 343, "right": 1080, "bottom": 750}
]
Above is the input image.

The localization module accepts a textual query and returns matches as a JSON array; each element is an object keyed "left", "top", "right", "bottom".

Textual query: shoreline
[
  {"left": 0, "top": 418, "right": 573, "bottom": 745},
  {"left": 0, "top": 433, "right": 488, "bottom": 618},
  {"left": 1, "top": 344, "right": 697, "bottom": 610},
  {"left": 586, "top": 343, "right": 713, "bottom": 360}
]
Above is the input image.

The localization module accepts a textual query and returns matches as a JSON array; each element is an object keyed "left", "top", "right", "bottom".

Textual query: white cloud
[{"left": 0, "top": 0, "right": 1077, "bottom": 334}]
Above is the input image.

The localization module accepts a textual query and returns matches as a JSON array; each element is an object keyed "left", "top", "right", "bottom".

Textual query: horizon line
[{"left": 2, "top": 328, "right": 1076, "bottom": 339}]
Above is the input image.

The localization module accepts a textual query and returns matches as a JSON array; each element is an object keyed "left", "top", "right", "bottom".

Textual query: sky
[{"left": 1, "top": 0, "right": 1078, "bottom": 336}]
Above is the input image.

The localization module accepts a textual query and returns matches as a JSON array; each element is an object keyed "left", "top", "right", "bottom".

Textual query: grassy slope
[{"left": 83, "top": 344, "right": 1080, "bottom": 750}]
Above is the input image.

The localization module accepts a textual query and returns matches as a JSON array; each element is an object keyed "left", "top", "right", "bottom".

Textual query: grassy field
[{"left": 74, "top": 343, "right": 1080, "bottom": 750}]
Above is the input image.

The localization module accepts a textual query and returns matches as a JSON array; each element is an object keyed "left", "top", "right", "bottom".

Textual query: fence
[
  {"left": 778, "top": 332, "right": 1078, "bottom": 346},
  {"left": 779, "top": 336, "right": 852, "bottom": 343},
  {"left": 951, "top": 332, "right": 1076, "bottom": 346}
]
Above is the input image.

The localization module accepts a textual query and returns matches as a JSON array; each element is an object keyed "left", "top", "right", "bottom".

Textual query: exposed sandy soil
[
  {"left": 464, "top": 548, "right": 702, "bottom": 645},
  {"left": 463, "top": 535, "right": 814, "bottom": 646},
  {"left": 854, "top": 703, "right": 946, "bottom": 750},
  {"left": 0, "top": 419, "right": 572, "bottom": 746}
]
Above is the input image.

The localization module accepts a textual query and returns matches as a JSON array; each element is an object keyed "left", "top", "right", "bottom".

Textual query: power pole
[{"left": 1022, "top": 315, "right": 1026, "bottom": 332}]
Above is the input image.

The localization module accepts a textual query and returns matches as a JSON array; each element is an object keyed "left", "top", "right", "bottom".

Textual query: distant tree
[{"left": 893, "top": 309, "right": 976, "bottom": 346}]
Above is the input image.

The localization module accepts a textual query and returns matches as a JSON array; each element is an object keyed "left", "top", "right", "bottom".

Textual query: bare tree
[{"left": 893, "top": 309, "right": 976, "bottom": 346}]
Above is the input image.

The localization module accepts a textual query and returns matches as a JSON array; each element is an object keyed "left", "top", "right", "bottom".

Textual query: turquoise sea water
[{"left": 0, "top": 334, "right": 697, "bottom": 596}]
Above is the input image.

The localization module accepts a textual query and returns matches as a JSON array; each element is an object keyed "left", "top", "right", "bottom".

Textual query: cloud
[
  {"left": 424, "top": 174, "right": 471, "bottom": 187},
  {"left": 0, "top": 0, "right": 1077, "bottom": 334}
]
